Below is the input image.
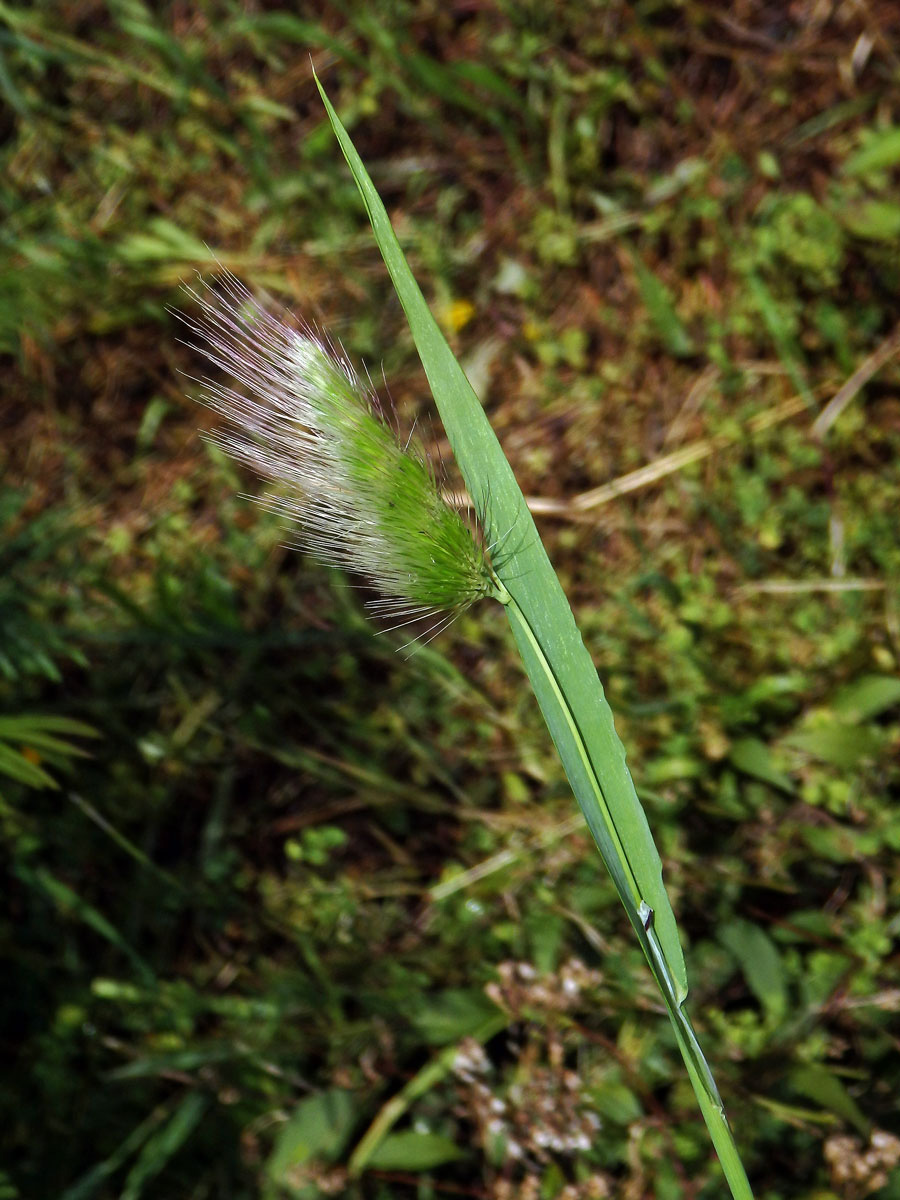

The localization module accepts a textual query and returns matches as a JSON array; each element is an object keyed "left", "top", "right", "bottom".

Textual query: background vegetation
[{"left": 3, "top": 2, "right": 900, "bottom": 1197}]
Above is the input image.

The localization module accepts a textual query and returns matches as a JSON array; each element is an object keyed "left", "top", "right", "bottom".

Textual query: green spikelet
[{"left": 179, "top": 272, "right": 499, "bottom": 639}]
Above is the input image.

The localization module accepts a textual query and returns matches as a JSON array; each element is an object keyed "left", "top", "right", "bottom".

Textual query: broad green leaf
[
  {"left": 349, "top": 1013, "right": 506, "bottom": 1175},
  {"left": 802, "top": 822, "right": 877, "bottom": 863},
  {"left": 366, "top": 1132, "right": 463, "bottom": 1171},
  {"left": 790, "top": 1065, "right": 870, "bottom": 1137},
  {"left": 839, "top": 199, "right": 900, "bottom": 242},
  {"left": 411, "top": 988, "right": 501, "bottom": 1045},
  {"left": 784, "top": 723, "right": 881, "bottom": 768},
  {"left": 591, "top": 1078, "right": 643, "bottom": 1124},
  {"left": 267, "top": 1089, "right": 358, "bottom": 1179},
  {"left": 832, "top": 675, "right": 900, "bottom": 723},
  {"left": 729, "top": 738, "right": 795, "bottom": 795},
  {"left": 719, "top": 918, "right": 788, "bottom": 1024},
  {"left": 843, "top": 127, "right": 900, "bottom": 176}
]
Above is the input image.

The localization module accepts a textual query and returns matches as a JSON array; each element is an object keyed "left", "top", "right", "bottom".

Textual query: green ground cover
[{"left": 2, "top": 3, "right": 900, "bottom": 1197}]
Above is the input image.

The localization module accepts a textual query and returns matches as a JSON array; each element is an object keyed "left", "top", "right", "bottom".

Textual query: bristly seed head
[{"left": 178, "top": 272, "right": 497, "bottom": 640}]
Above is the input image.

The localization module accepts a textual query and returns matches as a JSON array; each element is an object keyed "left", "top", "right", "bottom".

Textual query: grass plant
[
  {"left": 181, "top": 78, "right": 756, "bottom": 1197},
  {"left": 4, "top": 5, "right": 900, "bottom": 1198},
  {"left": 318, "top": 77, "right": 752, "bottom": 1198}
]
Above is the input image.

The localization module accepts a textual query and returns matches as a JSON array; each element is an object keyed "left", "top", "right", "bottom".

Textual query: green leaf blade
[
  {"left": 367, "top": 1132, "right": 464, "bottom": 1171},
  {"left": 315, "top": 76, "right": 754, "bottom": 1200},
  {"left": 314, "top": 69, "right": 687, "bottom": 1008},
  {"left": 719, "top": 918, "right": 788, "bottom": 1024}
]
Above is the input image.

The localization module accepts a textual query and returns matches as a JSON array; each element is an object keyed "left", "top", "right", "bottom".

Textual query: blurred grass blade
[
  {"left": 60, "top": 1108, "right": 170, "bottom": 1200},
  {"left": 0, "top": 714, "right": 98, "bottom": 790},
  {"left": 315, "top": 74, "right": 753, "bottom": 1199},
  {"left": 17, "top": 864, "right": 154, "bottom": 984},
  {"left": 630, "top": 251, "right": 695, "bottom": 357},
  {"left": 120, "top": 1092, "right": 207, "bottom": 1200},
  {"left": 0, "top": 714, "right": 99, "bottom": 739},
  {"left": 0, "top": 741, "right": 58, "bottom": 788},
  {"left": 746, "top": 273, "right": 812, "bottom": 405}
]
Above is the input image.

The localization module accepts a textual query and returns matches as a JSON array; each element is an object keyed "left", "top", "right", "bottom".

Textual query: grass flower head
[{"left": 180, "top": 274, "right": 498, "bottom": 639}]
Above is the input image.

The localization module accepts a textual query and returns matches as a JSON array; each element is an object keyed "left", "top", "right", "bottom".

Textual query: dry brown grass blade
[
  {"left": 735, "top": 578, "right": 886, "bottom": 596},
  {"left": 515, "top": 325, "right": 900, "bottom": 520},
  {"left": 525, "top": 390, "right": 812, "bottom": 519},
  {"left": 811, "top": 322, "right": 900, "bottom": 439}
]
